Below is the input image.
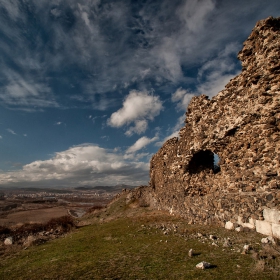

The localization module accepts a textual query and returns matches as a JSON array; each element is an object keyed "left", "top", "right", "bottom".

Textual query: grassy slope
[{"left": 0, "top": 196, "right": 279, "bottom": 280}]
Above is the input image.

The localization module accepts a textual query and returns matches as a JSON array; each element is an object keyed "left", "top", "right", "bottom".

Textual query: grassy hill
[{"left": 1, "top": 194, "right": 279, "bottom": 280}]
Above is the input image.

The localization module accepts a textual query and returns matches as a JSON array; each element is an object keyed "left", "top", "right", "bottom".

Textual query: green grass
[{"left": 0, "top": 198, "right": 279, "bottom": 280}]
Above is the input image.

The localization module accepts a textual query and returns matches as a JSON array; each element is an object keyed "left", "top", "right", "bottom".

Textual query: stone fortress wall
[{"left": 135, "top": 17, "right": 280, "bottom": 238}]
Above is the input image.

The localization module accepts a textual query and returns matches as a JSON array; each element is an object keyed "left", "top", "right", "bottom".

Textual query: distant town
[{"left": 0, "top": 185, "right": 136, "bottom": 226}]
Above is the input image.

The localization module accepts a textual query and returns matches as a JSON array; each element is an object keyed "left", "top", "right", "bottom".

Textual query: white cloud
[
  {"left": 197, "top": 73, "right": 237, "bottom": 98},
  {"left": 0, "top": 135, "right": 2, "bottom": 139},
  {"left": 156, "top": 114, "right": 185, "bottom": 146},
  {"left": 0, "top": 0, "right": 20, "bottom": 21},
  {"left": 177, "top": 0, "right": 215, "bottom": 33},
  {"left": 124, "top": 152, "right": 149, "bottom": 160},
  {"left": 126, "top": 135, "right": 158, "bottom": 154},
  {"left": 171, "top": 87, "right": 196, "bottom": 111},
  {"left": 0, "top": 0, "right": 277, "bottom": 112},
  {"left": 125, "top": 120, "right": 148, "bottom": 136},
  {"left": 7, "top": 129, "right": 16, "bottom": 135},
  {"left": 108, "top": 90, "right": 163, "bottom": 135},
  {"left": 55, "top": 122, "right": 62, "bottom": 125},
  {"left": 171, "top": 43, "right": 240, "bottom": 111},
  {"left": 0, "top": 71, "right": 58, "bottom": 109},
  {"left": 0, "top": 144, "right": 150, "bottom": 187},
  {"left": 195, "top": 42, "right": 240, "bottom": 98}
]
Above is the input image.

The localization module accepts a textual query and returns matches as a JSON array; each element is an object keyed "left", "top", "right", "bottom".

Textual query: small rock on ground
[{"left": 196, "top": 261, "right": 211, "bottom": 269}]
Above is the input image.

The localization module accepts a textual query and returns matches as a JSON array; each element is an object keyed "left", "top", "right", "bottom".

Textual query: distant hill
[{"left": 75, "top": 184, "right": 136, "bottom": 192}]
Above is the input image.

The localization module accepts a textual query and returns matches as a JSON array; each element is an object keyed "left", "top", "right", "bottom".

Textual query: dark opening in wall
[
  {"left": 188, "top": 150, "right": 220, "bottom": 174},
  {"left": 225, "top": 127, "right": 238, "bottom": 137}
]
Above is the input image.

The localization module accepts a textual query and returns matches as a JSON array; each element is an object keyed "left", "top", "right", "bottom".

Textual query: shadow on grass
[
  {"left": 192, "top": 252, "right": 201, "bottom": 257},
  {"left": 209, "top": 264, "right": 218, "bottom": 269}
]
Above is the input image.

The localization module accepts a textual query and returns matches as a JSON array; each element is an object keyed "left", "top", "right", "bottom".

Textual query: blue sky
[{"left": 0, "top": 0, "right": 279, "bottom": 188}]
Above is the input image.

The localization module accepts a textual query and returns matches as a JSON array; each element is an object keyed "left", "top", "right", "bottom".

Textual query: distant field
[{"left": 0, "top": 207, "right": 68, "bottom": 227}]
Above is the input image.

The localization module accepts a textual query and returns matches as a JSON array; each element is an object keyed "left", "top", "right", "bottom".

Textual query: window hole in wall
[
  {"left": 188, "top": 150, "right": 220, "bottom": 174},
  {"left": 213, "top": 153, "right": 221, "bottom": 174}
]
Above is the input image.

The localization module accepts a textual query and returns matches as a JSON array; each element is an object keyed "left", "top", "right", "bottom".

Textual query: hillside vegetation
[{"left": 1, "top": 194, "right": 280, "bottom": 280}]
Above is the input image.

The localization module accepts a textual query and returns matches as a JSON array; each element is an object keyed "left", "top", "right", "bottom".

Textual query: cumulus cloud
[
  {"left": 0, "top": 144, "right": 149, "bottom": 187},
  {"left": 126, "top": 135, "right": 158, "bottom": 154},
  {"left": 125, "top": 120, "right": 148, "bottom": 137},
  {"left": 108, "top": 90, "right": 163, "bottom": 135}
]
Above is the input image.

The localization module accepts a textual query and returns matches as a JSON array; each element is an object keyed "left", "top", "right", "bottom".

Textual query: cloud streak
[
  {"left": 126, "top": 136, "right": 158, "bottom": 154},
  {"left": 0, "top": 0, "right": 274, "bottom": 111},
  {"left": 7, "top": 129, "right": 16, "bottom": 135}
]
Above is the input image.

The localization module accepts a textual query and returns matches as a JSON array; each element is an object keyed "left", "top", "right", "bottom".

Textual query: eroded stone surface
[{"left": 130, "top": 17, "right": 280, "bottom": 236}]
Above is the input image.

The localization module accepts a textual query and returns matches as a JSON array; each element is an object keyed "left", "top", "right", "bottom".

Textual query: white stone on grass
[
  {"left": 235, "top": 226, "right": 243, "bottom": 232},
  {"left": 196, "top": 261, "right": 211, "bottom": 269},
  {"left": 237, "top": 216, "right": 255, "bottom": 229},
  {"left": 261, "top": 237, "right": 270, "bottom": 244},
  {"left": 267, "top": 236, "right": 276, "bottom": 244},
  {"left": 188, "top": 249, "right": 193, "bottom": 257},
  {"left": 4, "top": 237, "right": 13, "bottom": 245},
  {"left": 242, "top": 244, "right": 251, "bottom": 254},
  {"left": 24, "top": 235, "right": 36, "bottom": 247}
]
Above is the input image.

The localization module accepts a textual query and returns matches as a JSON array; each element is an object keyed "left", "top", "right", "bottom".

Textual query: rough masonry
[{"left": 132, "top": 17, "right": 280, "bottom": 238}]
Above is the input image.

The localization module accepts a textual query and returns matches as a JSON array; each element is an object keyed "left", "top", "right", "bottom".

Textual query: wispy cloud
[
  {"left": 156, "top": 114, "right": 186, "bottom": 146},
  {"left": 126, "top": 135, "right": 158, "bottom": 154},
  {"left": 171, "top": 88, "right": 196, "bottom": 111},
  {"left": 166, "top": 42, "right": 240, "bottom": 146},
  {"left": 195, "top": 43, "right": 241, "bottom": 98},
  {"left": 7, "top": 128, "right": 16, "bottom": 135},
  {"left": 0, "top": 71, "right": 59, "bottom": 110},
  {"left": 0, "top": 0, "right": 267, "bottom": 111}
]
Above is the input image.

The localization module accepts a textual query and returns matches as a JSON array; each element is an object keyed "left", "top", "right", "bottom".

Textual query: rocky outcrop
[{"left": 141, "top": 17, "right": 280, "bottom": 237}]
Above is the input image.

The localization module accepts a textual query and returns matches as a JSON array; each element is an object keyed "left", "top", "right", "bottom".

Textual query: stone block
[
  {"left": 242, "top": 222, "right": 255, "bottom": 229},
  {"left": 263, "top": 208, "right": 280, "bottom": 224},
  {"left": 4, "top": 237, "right": 13, "bottom": 245},
  {"left": 272, "top": 223, "right": 280, "bottom": 239},
  {"left": 256, "top": 220, "right": 272, "bottom": 236},
  {"left": 225, "top": 221, "right": 234, "bottom": 230},
  {"left": 237, "top": 216, "right": 255, "bottom": 229}
]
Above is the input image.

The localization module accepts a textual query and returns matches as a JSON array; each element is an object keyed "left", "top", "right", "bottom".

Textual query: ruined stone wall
[{"left": 147, "top": 17, "right": 280, "bottom": 237}]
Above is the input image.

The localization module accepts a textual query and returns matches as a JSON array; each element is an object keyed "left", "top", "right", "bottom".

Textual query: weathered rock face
[{"left": 147, "top": 17, "right": 280, "bottom": 235}]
